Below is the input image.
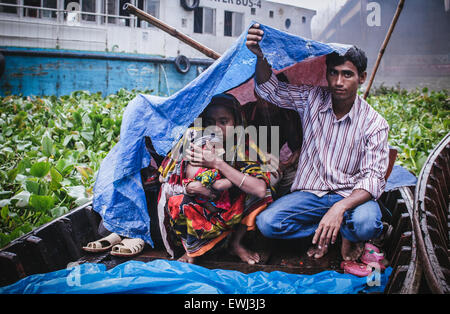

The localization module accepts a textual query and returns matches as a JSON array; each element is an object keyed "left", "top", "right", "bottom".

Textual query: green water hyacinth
[
  {"left": 0, "top": 89, "right": 145, "bottom": 247},
  {"left": 367, "top": 87, "right": 449, "bottom": 175}
]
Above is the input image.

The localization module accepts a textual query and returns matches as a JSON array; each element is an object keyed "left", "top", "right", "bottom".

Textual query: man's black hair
[
  {"left": 276, "top": 72, "right": 289, "bottom": 83},
  {"left": 326, "top": 46, "right": 368, "bottom": 76}
]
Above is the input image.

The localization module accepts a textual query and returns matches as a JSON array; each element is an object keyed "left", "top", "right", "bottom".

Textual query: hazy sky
[{"left": 269, "top": 0, "right": 348, "bottom": 37}]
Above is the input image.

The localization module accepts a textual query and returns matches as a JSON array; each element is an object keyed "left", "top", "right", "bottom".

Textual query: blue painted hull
[{"left": 0, "top": 47, "right": 212, "bottom": 97}]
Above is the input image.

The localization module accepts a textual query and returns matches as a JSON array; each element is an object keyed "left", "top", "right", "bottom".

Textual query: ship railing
[{"left": 0, "top": 2, "right": 144, "bottom": 28}]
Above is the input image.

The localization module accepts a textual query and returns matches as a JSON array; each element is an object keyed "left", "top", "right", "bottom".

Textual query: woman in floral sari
[{"left": 158, "top": 93, "right": 274, "bottom": 264}]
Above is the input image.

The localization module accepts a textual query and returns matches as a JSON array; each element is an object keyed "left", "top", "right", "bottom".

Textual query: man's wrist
[
  {"left": 256, "top": 55, "right": 267, "bottom": 62},
  {"left": 333, "top": 200, "right": 350, "bottom": 214},
  {"left": 335, "top": 189, "right": 372, "bottom": 213}
]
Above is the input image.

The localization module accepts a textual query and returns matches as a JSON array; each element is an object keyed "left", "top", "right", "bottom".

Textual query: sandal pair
[
  {"left": 82, "top": 233, "right": 145, "bottom": 257},
  {"left": 341, "top": 243, "right": 387, "bottom": 277}
]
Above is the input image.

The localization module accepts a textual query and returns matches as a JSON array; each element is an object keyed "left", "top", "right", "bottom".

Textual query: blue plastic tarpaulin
[
  {"left": 384, "top": 164, "right": 417, "bottom": 191},
  {"left": 0, "top": 259, "right": 392, "bottom": 294},
  {"left": 92, "top": 22, "right": 352, "bottom": 246}
]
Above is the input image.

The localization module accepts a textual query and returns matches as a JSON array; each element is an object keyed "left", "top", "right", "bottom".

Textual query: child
[{"left": 182, "top": 130, "right": 233, "bottom": 214}]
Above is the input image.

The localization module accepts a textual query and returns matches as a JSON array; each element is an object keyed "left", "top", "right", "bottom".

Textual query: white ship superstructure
[{"left": 0, "top": 0, "right": 316, "bottom": 58}]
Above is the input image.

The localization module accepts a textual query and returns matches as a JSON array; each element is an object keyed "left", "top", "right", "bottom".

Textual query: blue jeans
[{"left": 256, "top": 191, "right": 383, "bottom": 243}]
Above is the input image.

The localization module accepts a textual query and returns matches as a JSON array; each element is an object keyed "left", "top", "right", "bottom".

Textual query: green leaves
[
  {"left": 66, "top": 185, "right": 90, "bottom": 206},
  {"left": 10, "top": 191, "right": 30, "bottom": 208},
  {"left": 30, "top": 162, "right": 51, "bottom": 178},
  {"left": 1, "top": 205, "right": 9, "bottom": 220},
  {"left": 0, "top": 89, "right": 137, "bottom": 247},
  {"left": 29, "top": 195, "right": 55, "bottom": 212},
  {"left": 368, "top": 88, "right": 449, "bottom": 175},
  {"left": 50, "top": 167, "right": 63, "bottom": 191},
  {"left": 42, "top": 133, "right": 54, "bottom": 157}
]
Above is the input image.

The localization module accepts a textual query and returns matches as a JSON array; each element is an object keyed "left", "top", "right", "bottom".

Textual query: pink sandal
[
  {"left": 364, "top": 243, "right": 380, "bottom": 253},
  {"left": 360, "top": 243, "right": 386, "bottom": 271},
  {"left": 341, "top": 260, "right": 372, "bottom": 277}
]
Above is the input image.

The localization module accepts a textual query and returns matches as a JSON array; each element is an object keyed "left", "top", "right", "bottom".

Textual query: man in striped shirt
[{"left": 247, "top": 24, "right": 389, "bottom": 261}]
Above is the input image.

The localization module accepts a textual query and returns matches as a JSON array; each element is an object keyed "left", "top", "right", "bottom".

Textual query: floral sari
[{"left": 157, "top": 95, "right": 274, "bottom": 258}]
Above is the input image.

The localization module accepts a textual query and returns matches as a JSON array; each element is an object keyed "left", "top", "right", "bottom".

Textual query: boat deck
[{"left": 77, "top": 230, "right": 344, "bottom": 276}]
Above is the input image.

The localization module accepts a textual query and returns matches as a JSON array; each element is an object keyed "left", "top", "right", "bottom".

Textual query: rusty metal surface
[
  {"left": 413, "top": 132, "right": 450, "bottom": 294},
  {"left": 0, "top": 48, "right": 212, "bottom": 97}
]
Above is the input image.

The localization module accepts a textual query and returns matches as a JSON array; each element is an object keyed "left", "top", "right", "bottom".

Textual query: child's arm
[
  {"left": 211, "top": 178, "right": 233, "bottom": 191},
  {"left": 185, "top": 162, "right": 199, "bottom": 179}
]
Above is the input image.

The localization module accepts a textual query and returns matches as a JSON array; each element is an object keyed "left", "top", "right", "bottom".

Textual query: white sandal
[
  {"left": 82, "top": 233, "right": 122, "bottom": 253},
  {"left": 110, "top": 238, "right": 145, "bottom": 257}
]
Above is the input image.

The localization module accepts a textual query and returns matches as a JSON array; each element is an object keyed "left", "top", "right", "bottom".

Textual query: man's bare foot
[
  {"left": 230, "top": 243, "right": 260, "bottom": 265},
  {"left": 341, "top": 238, "right": 364, "bottom": 261},
  {"left": 307, "top": 244, "right": 329, "bottom": 259},
  {"left": 178, "top": 252, "right": 196, "bottom": 264}
]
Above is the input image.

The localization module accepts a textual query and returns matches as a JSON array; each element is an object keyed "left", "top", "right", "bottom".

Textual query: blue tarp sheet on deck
[
  {"left": 0, "top": 259, "right": 392, "bottom": 294},
  {"left": 384, "top": 164, "right": 417, "bottom": 191}
]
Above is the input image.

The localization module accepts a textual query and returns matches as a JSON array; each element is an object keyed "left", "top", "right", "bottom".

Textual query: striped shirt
[{"left": 255, "top": 72, "right": 389, "bottom": 199}]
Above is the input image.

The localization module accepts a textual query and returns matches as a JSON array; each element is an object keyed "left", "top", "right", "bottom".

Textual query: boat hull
[
  {"left": 413, "top": 132, "right": 450, "bottom": 294},
  {"left": 0, "top": 185, "right": 422, "bottom": 294}
]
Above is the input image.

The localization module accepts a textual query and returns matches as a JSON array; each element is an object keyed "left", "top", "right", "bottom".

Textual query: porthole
[{"left": 285, "top": 18, "right": 291, "bottom": 29}]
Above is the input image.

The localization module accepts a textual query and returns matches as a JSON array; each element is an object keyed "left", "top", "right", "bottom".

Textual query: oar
[
  {"left": 363, "top": 0, "right": 405, "bottom": 99},
  {"left": 123, "top": 3, "right": 221, "bottom": 60}
]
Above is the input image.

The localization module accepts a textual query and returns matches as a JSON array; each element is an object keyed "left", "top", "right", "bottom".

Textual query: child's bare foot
[
  {"left": 307, "top": 244, "right": 329, "bottom": 259},
  {"left": 341, "top": 238, "right": 364, "bottom": 261},
  {"left": 230, "top": 242, "right": 260, "bottom": 265},
  {"left": 178, "top": 252, "right": 196, "bottom": 264}
]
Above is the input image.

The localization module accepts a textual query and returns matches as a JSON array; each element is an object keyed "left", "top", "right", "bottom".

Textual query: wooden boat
[
  {"left": 0, "top": 167, "right": 422, "bottom": 294},
  {"left": 0, "top": 5, "right": 437, "bottom": 294},
  {"left": 413, "top": 132, "right": 450, "bottom": 294}
]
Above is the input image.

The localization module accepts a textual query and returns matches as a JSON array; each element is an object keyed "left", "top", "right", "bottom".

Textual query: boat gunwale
[
  {"left": 413, "top": 132, "right": 450, "bottom": 294},
  {"left": 0, "top": 201, "right": 93, "bottom": 253}
]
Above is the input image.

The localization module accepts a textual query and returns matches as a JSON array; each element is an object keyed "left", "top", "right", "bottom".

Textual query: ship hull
[{"left": 0, "top": 47, "right": 213, "bottom": 97}]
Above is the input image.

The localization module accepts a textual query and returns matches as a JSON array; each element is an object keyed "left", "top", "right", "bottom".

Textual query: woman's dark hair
[
  {"left": 201, "top": 93, "right": 243, "bottom": 126},
  {"left": 326, "top": 46, "right": 367, "bottom": 76}
]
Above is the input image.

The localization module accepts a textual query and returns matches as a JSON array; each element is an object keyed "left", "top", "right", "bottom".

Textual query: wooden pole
[
  {"left": 123, "top": 3, "right": 221, "bottom": 60},
  {"left": 363, "top": 0, "right": 405, "bottom": 99}
]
